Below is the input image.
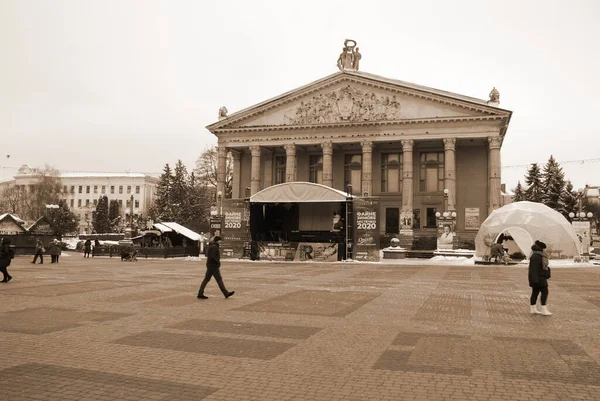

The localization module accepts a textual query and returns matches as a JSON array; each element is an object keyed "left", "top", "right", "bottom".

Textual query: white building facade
[{"left": 1, "top": 165, "right": 159, "bottom": 234}]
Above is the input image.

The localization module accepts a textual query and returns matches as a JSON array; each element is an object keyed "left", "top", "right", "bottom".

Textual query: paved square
[{"left": 1, "top": 255, "right": 600, "bottom": 400}]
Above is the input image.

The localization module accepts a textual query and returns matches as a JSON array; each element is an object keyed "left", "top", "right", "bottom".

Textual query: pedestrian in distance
[
  {"left": 0, "top": 238, "right": 15, "bottom": 283},
  {"left": 50, "top": 239, "right": 61, "bottom": 263},
  {"left": 84, "top": 239, "right": 92, "bottom": 258},
  {"left": 31, "top": 239, "right": 45, "bottom": 264},
  {"left": 197, "top": 236, "right": 235, "bottom": 299},
  {"left": 528, "top": 240, "right": 552, "bottom": 316}
]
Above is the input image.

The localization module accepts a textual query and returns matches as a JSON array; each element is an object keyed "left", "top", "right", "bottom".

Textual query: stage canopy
[
  {"left": 153, "top": 222, "right": 202, "bottom": 241},
  {"left": 250, "top": 182, "right": 352, "bottom": 203}
]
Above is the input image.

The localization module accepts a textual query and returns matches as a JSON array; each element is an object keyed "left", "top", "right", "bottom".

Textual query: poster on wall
[
  {"left": 295, "top": 242, "right": 338, "bottom": 262},
  {"left": 572, "top": 221, "right": 591, "bottom": 255},
  {"left": 353, "top": 197, "right": 380, "bottom": 261},
  {"left": 465, "top": 207, "right": 480, "bottom": 231},
  {"left": 258, "top": 242, "right": 299, "bottom": 261},
  {"left": 221, "top": 199, "right": 250, "bottom": 258}
]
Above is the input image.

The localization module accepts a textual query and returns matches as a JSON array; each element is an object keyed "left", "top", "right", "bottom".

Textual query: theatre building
[{"left": 207, "top": 41, "right": 512, "bottom": 258}]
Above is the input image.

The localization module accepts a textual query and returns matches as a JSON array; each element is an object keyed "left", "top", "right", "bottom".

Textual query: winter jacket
[
  {"left": 206, "top": 242, "right": 221, "bottom": 269},
  {"left": 528, "top": 244, "right": 550, "bottom": 287},
  {"left": 0, "top": 242, "right": 13, "bottom": 267}
]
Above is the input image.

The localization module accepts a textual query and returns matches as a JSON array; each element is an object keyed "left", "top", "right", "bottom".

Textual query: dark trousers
[
  {"left": 0, "top": 265, "right": 10, "bottom": 281},
  {"left": 51, "top": 255, "right": 59, "bottom": 263},
  {"left": 198, "top": 266, "right": 229, "bottom": 297},
  {"left": 530, "top": 286, "right": 549, "bottom": 305},
  {"left": 32, "top": 252, "right": 43, "bottom": 263}
]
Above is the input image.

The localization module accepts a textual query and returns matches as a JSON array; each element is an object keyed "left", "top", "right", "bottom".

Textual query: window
[
  {"left": 118, "top": 199, "right": 123, "bottom": 207},
  {"left": 71, "top": 186, "right": 75, "bottom": 193},
  {"left": 385, "top": 208, "right": 399, "bottom": 234},
  {"left": 309, "top": 155, "right": 323, "bottom": 184},
  {"left": 70, "top": 199, "right": 74, "bottom": 208},
  {"left": 86, "top": 199, "right": 90, "bottom": 207},
  {"left": 135, "top": 200, "right": 139, "bottom": 208},
  {"left": 413, "top": 209, "right": 421, "bottom": 230},
  {"left": 94, "top": 185, "right": 98, "bottom": 194},
  {"left": 381, "top": 153, "right": 402, "bottom": 192},
  {"left": 344, "top": 154, "right": 362, "bottom": 195},
  {"left": 127, "top": 185, "right": 131, "bottom": 194},
  {"left": 86, "top": 186, "right": 90, "bottom": 194},
  {"left": 126, "top": 199, "right": 131, "bottom": 207},
  {"left": 274, "top": 156, "right": 286, "bottom": 184},
  {"left": 135, "top": 185, "right": 140, "bottom": 194},
  {"left": 79, "top": 186, "right": 83, "bottom": 194},
  {"left": 119, "top": 185, "right": 123, "bottom": 194},
  {"left": 63, "top": 185, "right": 67, "bottom": 193},
  {"left": 419, "top": 152, "right": 445, "bottom": 192},
  {"left": 101, "top": 185, "right": 106, "bottom": 194},
  {"left": 110, "top": 185, "right": 114, "bottom": 194},
  {"left": 93, "top": 199, "right": 98, "bottom": 206},
  {"left": 78, "top": 199, "right": 82, "bottom": 207}
]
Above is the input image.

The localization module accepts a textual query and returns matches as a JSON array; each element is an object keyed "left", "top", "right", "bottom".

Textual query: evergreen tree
[
  {"left": 150, "top": 163, "right": 175, "bottom": 222},
  {"left": 171, "top": 160, "right": 190, "bottom": 223},
  {"left": 524, "top": 163, "right": 544, "bottom": 203},
  {"left": 561, "top": 181, "right": 578, "bottom": 219},
  {"left": 46, "top": 200, "right": 79, "bottom": 238},
  {"left": 513, "top": 181, "right": 526, "bottom": 202},
  {"left": 541, "top": 155, "right": 566, "bottom": 213},
  {"left": 108, "top": 199, "right": 121, "bottom": 232},
  {"left": 92, "top": 196, "right": 111, "bottom": 233}
]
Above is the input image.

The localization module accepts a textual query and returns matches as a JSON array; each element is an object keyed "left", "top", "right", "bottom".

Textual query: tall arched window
[
  {"left": 344, "top": 154, "right": 362, "bottom": 195},
  {"left": 419, "top": 152, "right": 444, "bottom": 192}
]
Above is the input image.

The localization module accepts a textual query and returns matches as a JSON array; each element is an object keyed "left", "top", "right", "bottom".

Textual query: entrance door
[
  {"left": 385, "top": 208, "right": 399, "bottom": 235},
  {"left": 426, "top": 207, "right": 437, "bottom": 229}
]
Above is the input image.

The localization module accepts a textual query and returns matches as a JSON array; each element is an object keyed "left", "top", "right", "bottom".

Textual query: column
[
  {"left": 401, "top": 140, "right": 414, "bottom": 230},
  {"left": 284, "top": 143, "right": 296, "bottom": 182},
  {"left": 250, "top": 145, "right": 262, "bottom": 195},
  {"left": 488, "top": 136, "right": 502, "bottom": 214},
  {"left": 361, "top": 140, "right": 373, "bottom": 196},
  {"left": 216, "top": 145, "right": 227, "bottom": 198},
  {"left": 321, "top": 140, "right": 333, "bottom": 188},
  {"left": 263, "top": 149, "right": 273, "bottom": 188},
  {"left": 231, "top": 150, "right": 241, "bottom": 199},
  {"left": 443, "top": 138, "right": 457, "bottom": 211}
]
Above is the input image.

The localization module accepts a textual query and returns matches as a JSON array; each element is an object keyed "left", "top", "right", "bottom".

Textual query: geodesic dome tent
[{"left": 475, "top": 201, "right": 580, "bottom": 259}]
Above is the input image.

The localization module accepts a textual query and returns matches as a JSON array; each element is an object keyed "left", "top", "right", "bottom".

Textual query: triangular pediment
[{"left": 208, "top": 72, "right": 510, "bottom": 131}]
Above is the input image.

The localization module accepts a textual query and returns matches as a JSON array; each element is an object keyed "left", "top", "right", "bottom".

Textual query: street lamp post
[{"left": 346, "top": 184, "right": 352, "bottom": 261}]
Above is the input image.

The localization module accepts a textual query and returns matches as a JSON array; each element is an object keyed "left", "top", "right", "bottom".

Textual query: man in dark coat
[
  {"left": 197, "top": 236, "right": 234, "bottom": 299},
  {"left": 528, "top": 240, "right": 552, "bottom": 316},
  {"left": 0, "top": 238, "right": 14, "bottom": 283}
]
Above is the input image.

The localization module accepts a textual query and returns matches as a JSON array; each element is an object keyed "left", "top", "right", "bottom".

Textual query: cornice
[
  {"left": 209, "top": 74, "right": 510, "bottom": 132},
  {"left": 213, "top": 115, "right": 508, "bottom": 134}
]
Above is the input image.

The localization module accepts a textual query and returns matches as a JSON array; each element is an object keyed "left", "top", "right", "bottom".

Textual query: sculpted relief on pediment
[{"left": 282, "top": 85, "right": 402, "bottom": 125}]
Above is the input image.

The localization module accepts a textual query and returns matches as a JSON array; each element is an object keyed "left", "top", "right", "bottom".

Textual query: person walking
[
  {"left": 31, "top": 239, "right": 45, "bottom": 264},
  {"left": 528, "top": 240, "right": 552, "bottom": 316},
  {"left": 84, "top": 239, "right": 92, "bottom": 258},
  {"left": 0, "top": 238, "right": 14, "bottom": 283},
  {"left": 197, "top": 236, "right": 234, "bottom": 299},
  {"left": 50, "top": 239, "right": 61, "bottom": 263}
]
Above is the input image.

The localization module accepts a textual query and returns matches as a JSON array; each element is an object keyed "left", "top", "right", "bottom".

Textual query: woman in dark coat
[
  {"left": 0, "top": 238, "right": 14, "bottom": 283},
  {"left": 31, "top": 239, "right": 44, "bottom": 264},
  {"left": 84, "top": 239, "right": 92, "bottom": 258},
  {"left": 50, "top": 239, "right": 61, "bottom": 263},
  {"left": 528, "top": 240, "right": 552, "bottom": 316}
]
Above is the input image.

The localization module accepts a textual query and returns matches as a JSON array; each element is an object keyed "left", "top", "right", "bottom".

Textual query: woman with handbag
[{"left": 528, "top": 240, "right": 552, "bottom": 316}]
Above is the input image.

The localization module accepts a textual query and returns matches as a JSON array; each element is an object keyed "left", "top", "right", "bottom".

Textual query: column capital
[
  {"left": 321, "top": 140, "right": 333, "bottom": 155},
  {"left": 249, "top": 145, "right": 262, "bottom": 157},
  {"left": 401, "top": 139, "right": 414, "bottom": 152},
  {"left": 230, "top": 149, "right": 241, "bottom": 161},
  {"left": 487, "top": 136, "right": 502, "bottom": 150},
  {"left": 361, "top": 140, "right": 373, "bottom": 153},
  {"left": 443, "top": 138, "right": 456, "bottom": 151},
  {"left": 217, "top": 146, "right": 228, "bottom": 158},
  {"left": 284, "top": 143, "right": 296, "bottom": 156}
]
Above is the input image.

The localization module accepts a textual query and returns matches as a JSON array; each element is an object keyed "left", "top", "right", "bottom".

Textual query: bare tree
[
  {"left": 194, "top": 145, "right": 233, "bottom": 198},
  {"left": 0, "top": 186, "right": 26, "bottom": 215}
]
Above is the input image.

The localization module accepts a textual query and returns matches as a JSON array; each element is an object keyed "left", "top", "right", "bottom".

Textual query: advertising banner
[
  {"left": 465, "top": 207, "right": 480, "bottom": 231},
  {"left": 257, "top": 242, "right": 339, "bottom": 262},
  {"left": 220, "top": 199, "right": 250, "bottom": 258},
  {"left": 258, "top": 242, "right": 299, "bottom": 261},
  {"left": 353, "top": 197, "right": 380, "bottom": 261},
  {"left": 572, "top": 221, "right": 591, "bottom": 255}
]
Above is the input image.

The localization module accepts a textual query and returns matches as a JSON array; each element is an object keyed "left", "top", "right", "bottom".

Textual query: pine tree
[
  {"left": 524, "top": 163, "right": 544, "bottom": 203},
  {"left": 92, "top": 196, "right": 111, "bottom": 233},
  {"left": 561, "top": 181, "right": 578, "bottom": 219},
  {"left": 46, "top": 200, "right": 79, "bottom": 237},
  {"left": 171, "top": 160, "right": 190, "bottom": 223},
  {"left": 541, "top": 155, "right": 566, "bottom": 213},
  {"left": 513, "top": 181, "right": 525, "bottom": 202},
  {"left": 108, "top": 199, "right": 121, "bottom": 232},
  {"left": 151, "top": 163, "right": 175, "bottom": 222}
]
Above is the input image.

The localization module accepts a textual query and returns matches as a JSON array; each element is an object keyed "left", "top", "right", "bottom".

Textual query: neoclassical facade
[{"left": 207, "top": 43, "right": 511, "bottom": 245}]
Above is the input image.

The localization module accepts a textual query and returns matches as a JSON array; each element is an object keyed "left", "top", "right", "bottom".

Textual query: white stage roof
[{"left": 250, "top": 182, "right": 352, "bottom": 203}]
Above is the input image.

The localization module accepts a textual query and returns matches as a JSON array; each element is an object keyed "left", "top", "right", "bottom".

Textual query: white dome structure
[{"left": 475, "top": 201, "right": 580, "bottom": 258}]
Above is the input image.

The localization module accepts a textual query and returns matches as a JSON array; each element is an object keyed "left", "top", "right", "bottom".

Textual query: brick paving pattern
[{"left": 1, "top": 256, "right": 600, "bottom": 400}]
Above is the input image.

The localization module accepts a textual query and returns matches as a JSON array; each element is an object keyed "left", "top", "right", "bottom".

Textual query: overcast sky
[{"left": 1, "top": 0, "right": 598, "bottom": 191}]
